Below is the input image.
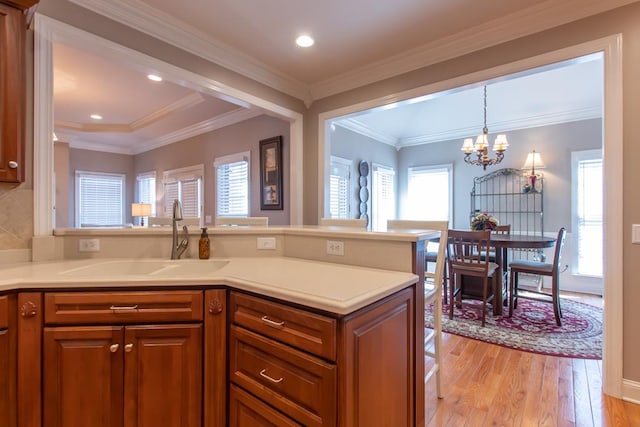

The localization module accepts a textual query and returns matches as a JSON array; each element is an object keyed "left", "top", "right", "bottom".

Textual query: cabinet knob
[
  {"left": 8, "top": 161, "right": 18, "bottom": 169},
  {"left": 124, "top": 343, "right": 134, "bottom": 353},
  {"left": 208, "top": 299, "right": 223, "bottom": 315},
  {"left": 110, "top": 344, "right": 119, "bottom": 353},
  {"left": 20, "top": 301, "right": 37, "bottom": 318}
]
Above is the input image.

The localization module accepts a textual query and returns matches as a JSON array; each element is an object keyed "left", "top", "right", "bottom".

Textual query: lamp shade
[
  {"left": 522, "top": 150, "right": 545, "bottom": 171},
  {"left": 131, "top": 203, "right": 152, "bottom": 217}
]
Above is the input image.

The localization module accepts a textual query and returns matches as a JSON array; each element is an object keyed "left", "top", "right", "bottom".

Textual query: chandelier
[{"left": 460, "top": 85, "right": 509, "bottom": 170}]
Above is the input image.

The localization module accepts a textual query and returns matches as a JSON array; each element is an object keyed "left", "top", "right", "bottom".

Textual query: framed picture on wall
[{"left": 259, "top": 135, "right": 283, "bottom": 210}]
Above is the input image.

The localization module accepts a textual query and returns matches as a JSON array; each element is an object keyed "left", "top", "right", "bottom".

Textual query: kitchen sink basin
[{"left": 60, "top": 259, "right": 228, "bottom": 277}]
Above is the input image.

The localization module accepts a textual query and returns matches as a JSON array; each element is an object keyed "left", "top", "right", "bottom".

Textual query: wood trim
[
  {"left": 0, "top": 295, "right": 8, "bottom": 328},
  {"left": 0, "top": 294, "right": 17, "bottom": 427},
  {"left": 17, "top": 292, "right": 42, "bottom": 427},
  {"left": 0, "top": 0, "right": 39, "bottom": 10},
  {"left": 204, "top": 289, "right": 227, "bottom": 427}
]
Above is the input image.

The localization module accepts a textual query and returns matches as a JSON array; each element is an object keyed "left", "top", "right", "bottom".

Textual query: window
[
  {"left": 572, "top": 149, "right": 603, "bottom": 277},
  {"left": 162, "top": 165, "right": 204, "bottom": 221},
  {"left": 75, "top": 171, "right": 125, "bottom": 227},
  {"left": 372, "top": 164, "right": 395, "bottom": 231},
  {"left": 214, "top": 152, "right": 250, "bottom": 217},
  {"left": 329, "top": 156, "right": 351, "bottom": 219},
  {"left": 136, "top": 171, "right": 156, "bottom": 219},
  {"left": 406, "top": 164, "right": 452, "bottom": 222}
]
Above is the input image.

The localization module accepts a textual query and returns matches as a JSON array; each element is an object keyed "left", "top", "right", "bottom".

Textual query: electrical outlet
[
  {"left": 78, "top": 238, "right": 100, "bottom": 252},
  {"left": 257, "top": 237, "right": 276, "bottom": 250},
  {"left": 633, "top": 224, "right": 640, "bottom": 244},
  {"left": 326, "top": 240, "right": 344, "bottom": 256}
]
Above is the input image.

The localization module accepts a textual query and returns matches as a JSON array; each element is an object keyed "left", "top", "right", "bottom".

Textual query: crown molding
[
  {"left": 68, "top": 138, "right": 134, "bottom": 155},
  {"left": 131, "top": 92, "right": 205, "bottom": 130},
  {"left": 310, "top": 0, "right": 636, "bottom": 100},
  {"left": 340, "top": 106, "right": 601, "bottom": 149},
  {"left": 68, "top": 0, "right": 312, "bottom": 104},
  {"left": 334, "top": 119, "right": 398, "bottom": 147},
  {"left": 132, "top": 108, "right": 263, "bottom": 154}
]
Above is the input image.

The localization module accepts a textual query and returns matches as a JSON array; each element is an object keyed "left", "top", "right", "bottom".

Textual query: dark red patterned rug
[{"left": 426, "top": 298, "right": 602, "bottom": 359}]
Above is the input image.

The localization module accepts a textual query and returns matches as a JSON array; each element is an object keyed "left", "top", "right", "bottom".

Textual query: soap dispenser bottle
[{"left": 198, "top": 227, "right": 210, "bottom": 259}]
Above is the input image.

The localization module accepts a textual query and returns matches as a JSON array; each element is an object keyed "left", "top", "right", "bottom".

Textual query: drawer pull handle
[
  {"left": 109, "top": 305, "right": 139, "bottom": 311},
  {"left": 124, "top": 343, "right": 134, "bottom": 353},
  {"left": 109, "top": 344, "right": 119, "bottom": 353},
  {"left": 261, "top": 316, "right": 285, "bottom": 328},
  {"left": 259, "top": 369, "right": 284, "bottom": 384}
]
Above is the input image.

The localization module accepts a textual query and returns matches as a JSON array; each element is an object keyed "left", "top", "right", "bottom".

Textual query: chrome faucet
[{"left": 171, "top": 199, "right": 189, "bottom": 259}]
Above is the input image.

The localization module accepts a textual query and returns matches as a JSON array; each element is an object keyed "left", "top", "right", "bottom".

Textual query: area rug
[{"left": 426, "top": 298, "right": 602, "bottom": 359}]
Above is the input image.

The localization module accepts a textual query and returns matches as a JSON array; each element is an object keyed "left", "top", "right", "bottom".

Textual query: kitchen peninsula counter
[{"left": 0, "top": 256, "right": 418, "bottom": 315}]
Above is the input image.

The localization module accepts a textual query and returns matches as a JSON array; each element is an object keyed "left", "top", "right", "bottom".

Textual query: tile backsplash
[{"left": 0, "top": 184, "right": 33, "bottom": 250}]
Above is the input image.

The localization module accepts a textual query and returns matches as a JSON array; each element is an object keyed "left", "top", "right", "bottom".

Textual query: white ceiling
[{"left": 54, "top": 0, "right": 618, "bottom": 152}]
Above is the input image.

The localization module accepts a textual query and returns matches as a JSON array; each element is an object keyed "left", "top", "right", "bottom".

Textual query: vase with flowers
[{"left": 471, "top": 212, "right": 499, "bottom": 231}]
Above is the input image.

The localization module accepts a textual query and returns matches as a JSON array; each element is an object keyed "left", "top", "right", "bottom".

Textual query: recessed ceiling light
[
  {"left": 296, "top": 35, "right": 314, "bottom": 48},
  {"left": 90, "top": 114, "right": 103, "bottom": 120},
  {"left": 147, "top": 74, "right": 163, "bottom": 82}
]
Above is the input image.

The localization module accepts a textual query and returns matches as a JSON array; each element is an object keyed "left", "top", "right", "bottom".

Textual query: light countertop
[{"left": 0, "top": 257, "right": 418, "bottom": 315}]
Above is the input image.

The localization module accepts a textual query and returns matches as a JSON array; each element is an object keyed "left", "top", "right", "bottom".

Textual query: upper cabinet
[{"left": 0, "top": 1, "right": 35, "bottom": 183}]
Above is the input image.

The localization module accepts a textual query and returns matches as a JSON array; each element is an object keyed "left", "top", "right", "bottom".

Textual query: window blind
[
  {"left": 215, "top": 153, "right": 249, "bottom": 217},
  {"left": 329, "top": 157, "right": 350, "bottom": 219},
  {"left": 136, "top": 172, "right": 156, "bottom": 216},
  {"left": 162, "top": 165, "right": 203, "bottom": 221},
  {"left": 372, "top": 165, "right": 395, "bottom": 231},
  {"left": 76, "top": 171, "right": 125, "bottom": 227}
]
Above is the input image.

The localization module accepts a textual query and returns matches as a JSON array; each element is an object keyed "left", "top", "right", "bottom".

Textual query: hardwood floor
[{"left": 424, "top": 294, "right": 640, "bottom": 426}]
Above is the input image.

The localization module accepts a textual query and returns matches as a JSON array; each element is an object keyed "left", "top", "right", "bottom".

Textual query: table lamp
[
  {"left": 522, "top": 150, "right": 545, "bottom": 190},
  {"left": 131, "top": 203, "right": 152, "bottom": 227}
]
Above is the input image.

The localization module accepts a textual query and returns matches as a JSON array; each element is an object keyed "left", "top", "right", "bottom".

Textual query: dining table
[{"left": 488, "top": 233, "right": 557, "bottom": 314}]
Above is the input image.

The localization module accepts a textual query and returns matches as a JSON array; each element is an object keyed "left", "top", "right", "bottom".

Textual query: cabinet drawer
[
  {"left": 0, "top": 296, "right": 7, "bottom": 329},
  {"left": 230, "top": 326, "right": 336, "bottom": 427},
  {"left": 44, "top": 290, "right": 203, "bottom": 324},
  {"left": 229, "top": 384, "right": 301, "bottom": 427},
  {"left": 230, "top": 292, "right": 336, "bottom": 361}
]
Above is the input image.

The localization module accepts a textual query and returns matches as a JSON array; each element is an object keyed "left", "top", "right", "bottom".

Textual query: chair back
[
  {"left": 493, "top": 224, "right": 511, "bottom": 234},
  {"left": 551, "top": 227, "right": 567, "bottom": 273},
  {"left": 215, "top": 216, "right": 268, "bottom": 226},
  {"left": 319, "top": 218, "right": 367, "bottom": 229},
  {"left": 447, "top": 230, "right": 492, "bottom": 278}
]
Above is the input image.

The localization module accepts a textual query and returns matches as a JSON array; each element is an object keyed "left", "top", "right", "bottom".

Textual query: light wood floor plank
[{"left": 424, "top": 292, "right": 640, "bottom": 426}]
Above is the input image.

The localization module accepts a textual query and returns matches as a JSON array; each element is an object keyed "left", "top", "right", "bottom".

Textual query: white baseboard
[{"left": 622, "top": 379, "right": 640, "bottom": 404}]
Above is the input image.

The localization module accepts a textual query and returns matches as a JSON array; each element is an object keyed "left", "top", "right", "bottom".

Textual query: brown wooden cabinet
[
  {"left": 0, "top": 2, "right": 27, "bottom": 182},
  {"left": 229, "top": 287, "right": 416, "bottom": 427},
  {"left": 0, "top": 294, "right": 17, "bottom": 427},
  {"left": 41, "top": 291, "right": 204, "bottom": 427}
]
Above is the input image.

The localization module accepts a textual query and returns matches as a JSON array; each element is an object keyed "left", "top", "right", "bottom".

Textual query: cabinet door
[
  {"left": 339, "top": 288, "right": 415, "bottom": 427},
  {"left": 229, "top": 385, "right": 301, "bottom": 427},
  {"left": 0, "top": 328, "right": 13, "bottom": 427},
  {"left": 124, "top": 324, "right": 202, "bottom": 427},
  {"left": 0, "top": 3, "right": 25, "bottom": 183},
  {"left": 43, "top": 326, "right": 124, "bottom": 427}
]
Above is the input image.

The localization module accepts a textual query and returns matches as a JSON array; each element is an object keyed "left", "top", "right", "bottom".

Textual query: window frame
[
  {"left": 571, "top": 149, "right": 603, "bottom": 278},
  {"left": 328, "top": 155, "right": 352, "bottom": 219},
  {"left": 214, "top": 151, "right": 251, "bottom": 218},
  {"left": 371, "top": 163, "right": 396, "bottom": 231},
  {"left": 405, "top": 163, "right": 453, "bottom": 224},
  {"left": 162, "top": 164, "right": 204, "bottom": 223},
  {"left": 74, "top": 170, "right": 126, "bottom": 228}
]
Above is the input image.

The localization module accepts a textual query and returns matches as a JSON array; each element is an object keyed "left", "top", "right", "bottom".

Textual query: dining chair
[
  {"left": 318, "top": 218, "right": 367, "bottom": 229},
  {"left": 508, "top": 227, "right": 567, "bottom": 326},
  {"left": 215, "top": 216, "right": 269, "bottom": 226},
  {"left": 386, "top": 219, "right": 448, "bottom": 398},
  {"left": 486, "top": 223, "right": 511, "bottom": 263},
  {"left": 447, "top": 230, "right": 500, "bottom": 327}
]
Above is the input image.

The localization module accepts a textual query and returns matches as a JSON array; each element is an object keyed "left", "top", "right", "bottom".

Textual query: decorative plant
[{"left": 471, "top": 212, "right": 499, "bottom": 231}]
